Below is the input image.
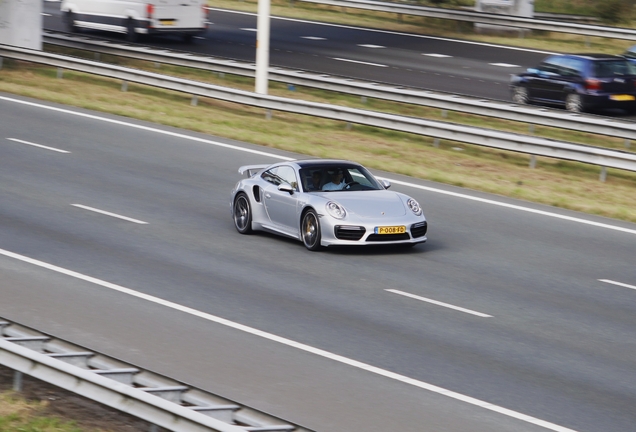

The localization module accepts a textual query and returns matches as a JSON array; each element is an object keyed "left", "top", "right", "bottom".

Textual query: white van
[{"left": 60, "top": 0, "right": 208, "bottom": 42}]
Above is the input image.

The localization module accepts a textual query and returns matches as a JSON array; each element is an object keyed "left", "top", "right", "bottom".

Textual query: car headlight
[
  {"left": 407, "top": 198, "right": 422, "bottom": 216},
  {"left": 326, "top": 201, "right": 347, "bottom": 219}
]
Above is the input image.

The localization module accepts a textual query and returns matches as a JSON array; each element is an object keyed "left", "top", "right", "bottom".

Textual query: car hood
[{"left": 317, "top": 190, "right": 407, "bottom": 217}]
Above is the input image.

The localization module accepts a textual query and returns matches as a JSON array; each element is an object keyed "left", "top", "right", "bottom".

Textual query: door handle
[{"left": 265, "top": 193, "right": 271, "bottom": 199}]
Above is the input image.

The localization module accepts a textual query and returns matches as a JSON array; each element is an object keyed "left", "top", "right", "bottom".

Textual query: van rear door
[{"left": 150, "top": 0, "right": 206, "bottom": 30}]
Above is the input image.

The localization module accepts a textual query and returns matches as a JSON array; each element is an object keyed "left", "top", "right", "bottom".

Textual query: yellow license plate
[
  {"left": 610, "top": 94, "right": 635, "bottom": 101},
  {"left": 375, "top": 225, "right": 406, "bottom": 235},
  {"left": 160, "top": 20, "right": 176, "bottom": 26}
]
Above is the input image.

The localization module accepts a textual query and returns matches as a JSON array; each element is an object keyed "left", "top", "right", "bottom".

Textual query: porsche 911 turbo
[{"left": 230, "top": 159, "right": 428, "bottom": 251}]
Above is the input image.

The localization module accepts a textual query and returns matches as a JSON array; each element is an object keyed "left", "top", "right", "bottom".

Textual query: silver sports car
[{"left": 230, "top": 159, "right": 428, "bottom": 250}]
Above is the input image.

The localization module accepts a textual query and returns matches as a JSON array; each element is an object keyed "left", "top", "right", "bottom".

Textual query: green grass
[{"left": 0, "top": 392, "right": 85, "bottom": 432}]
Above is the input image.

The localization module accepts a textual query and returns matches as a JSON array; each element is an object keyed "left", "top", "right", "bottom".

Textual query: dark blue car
[{"left": 510, "top": 54, "right": 636, "bottom": 113}]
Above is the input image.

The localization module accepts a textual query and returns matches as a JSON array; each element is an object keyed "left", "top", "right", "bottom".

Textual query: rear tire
[
  {"left": 233, "top": 193, "right": 253, "bottom": 234},
  {"left": 565, "top": 93, "right": 584, "bottom": 113},
  {"left": 301, "top": 209, "right": 322, "bottom": 251},
  {"left": 126, "top": 19, "right": 138, "bottom": 42},
  {"left": 65, "top": 11, "right": 77, "bottom": 33},
  {"left": 511, "top": 86, "right": 529, "bottom": 105}
]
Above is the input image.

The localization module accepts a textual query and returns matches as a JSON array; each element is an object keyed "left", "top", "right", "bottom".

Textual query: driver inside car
[{"left": 322, "top": 168, "right": 346, "bottom": 191}]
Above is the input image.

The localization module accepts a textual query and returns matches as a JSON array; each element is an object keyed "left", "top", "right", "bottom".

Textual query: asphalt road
[
  {"left": 2, "top": 93, "right": 636, "bottom": 432},
  {"left": 42, "top": 4, "right": 552, "bottom": 102}
]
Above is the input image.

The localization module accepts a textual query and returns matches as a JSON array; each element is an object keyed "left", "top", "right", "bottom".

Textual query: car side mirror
[
  {"left": 380, "top": 179, "right": 391, "bottom": 189},
  {"left": 278, "top": 183, "right": 294, "bottom": 195},
  {"left": 527, "top": 68, "right": 539, "bottom": 75}
]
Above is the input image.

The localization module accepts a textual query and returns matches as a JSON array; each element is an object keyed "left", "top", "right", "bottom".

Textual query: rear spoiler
[{"left": 238, "top": 164, "right": 268, "bottom": 178}]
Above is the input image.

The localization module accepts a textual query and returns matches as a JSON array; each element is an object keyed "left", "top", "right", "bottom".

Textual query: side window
[
  {"left": 261, "top": 168, "right": 282, "bottom": 186},
  {"left": 276, "top": 166, "right": 299, "bottom": 191},
  {"left": 539, "top": 59, "right": 560, "bottom": 75},
  {"left": 558, "top": 58, "right": 580, "bottom": 77}
]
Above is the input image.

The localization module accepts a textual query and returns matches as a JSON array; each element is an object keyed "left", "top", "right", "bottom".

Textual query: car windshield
[
  {"left": 300, "top": 165, "right": 383, "bottom": 192},
  {"left": 592, "top": 60, "right": 636, "bottom": 77}
]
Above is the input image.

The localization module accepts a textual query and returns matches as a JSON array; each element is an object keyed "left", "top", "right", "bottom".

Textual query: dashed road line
[
  {"left": 386, "top": 289, "right": 492, "bottom": 317},
  {"left": 332, "top": 58, "right": 388, "bottom": 67},
  {"left": 599, "top": 279, "right": 636, "bottom": 290},
  {"left": 7, "top": 138, "right": 70, "bottom": 153},
  {"left": 71, "top": 204, "right": 148, "bottom": 224}
]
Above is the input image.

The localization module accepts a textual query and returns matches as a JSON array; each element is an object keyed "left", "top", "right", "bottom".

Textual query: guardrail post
[
  {"left": 441, "top": 110, "right": 447, "bottom": 118},
  {"left": 148, "top": 424, "right": 159, "bottom": 432},
  {"left": 433, "top": 138, "right": 440, "bottom": 148},
  {"left": 94, "top": 52, "right": 100, "bottom": 61},
  {"left": 0, "top": 57, "right": 3, "bottom": 70},
  {"left": 57, "top": 68, "right": 63, "bottom": 79},
  {"left": 528, "top": 124, "right": 535, "bottom": 135},
  {"left": 191, "top": 95, "right": 198, "bottom": 106},
  {"left": 265, "top": 109, "right": 272, "bottom": 120},
  {"left": 600, "top": 166, "right": 607, "bottom": 182},
  {"left": 13, "top": 370, "right": 23, "bottom": 391},
  {"left": 361, "top": 96, "right": 367, "bottom": 104},
  {"left": 122, "top": 81, "right": 128, "bottom": 92},
  {"left": 529, "top": 155, "right": 536, "bottom": 169},
  {"left": 625, "top": 139, "right": 631, "bottom": 149}
]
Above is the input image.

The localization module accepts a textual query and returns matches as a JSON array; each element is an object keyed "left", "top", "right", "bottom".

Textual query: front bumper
[{"left": 321, "top": 220, "right": 428, "bottom": 247}]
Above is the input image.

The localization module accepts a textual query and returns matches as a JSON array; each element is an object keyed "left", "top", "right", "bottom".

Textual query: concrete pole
[{"left": 255, "top": 0, "right": 271, "bottom": 94}]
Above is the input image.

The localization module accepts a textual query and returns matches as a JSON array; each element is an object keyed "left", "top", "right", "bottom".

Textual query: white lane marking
[
  {"left": 71, "top": 204, "right": 148, "bottom": 224},
  {"left": 358, "top": 44, "right": 385, "bottom": 48},
  {"left": 424, "top": 53, "right": 452, "bottom": 58},
  {"left": 302, "top": 36, "right": 326, "bottom": 40},
  {"left": 210, "top": 8, "right": 556, "bottom": 56},
  {"left": 240, "top": 28, "right": 257, "bottom": 32},
  {"left": 381, "top": 178, "right": 636, "bottom": 237},
  {"left": 599, "top": 279, "right": 636, "bottom": 290},
  {"left": 7, "top": 138, "right": 70, "bottom": 153},
  {"left": 0, "top": 96, "right": 293, "bottom": 161},
  {"left": 386, "top": 289, "right": 492, "bottom": 317},
  {"left": 490, "top": 63, "right": 522, "bottom": 68},
  {"left": 332, "top": 58, "right": 388, "bottom": 67},
  {"left": 0, "top": 247, "right": 578, "bottom": 432},
  {"left": 2, "top": 95, "right": 634, "bottom": 237}
]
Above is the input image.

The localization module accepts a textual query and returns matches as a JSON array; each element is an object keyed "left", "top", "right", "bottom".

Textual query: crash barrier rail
[
  {"left": 0, "top": 318, "right": 310, "bottom": 432},
  {"left": 2, "top": 44, "right": 636, "bottom": 180},
  {"left": 42, "top": 31, "right": 636, "bottom": 143},
  {"left": 298, "top": 0, "right": 636, "bottom": 41}
]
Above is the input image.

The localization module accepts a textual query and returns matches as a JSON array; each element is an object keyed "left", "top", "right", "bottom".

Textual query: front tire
[
  {"left": 301, "top": 209, "right": 322, "bottom": 251},
  {"left": 565, "top": 93, "right": 584, "bottom": 113},
  {"left": 233, "top": 193, "right": 252, "bottom": 234}
]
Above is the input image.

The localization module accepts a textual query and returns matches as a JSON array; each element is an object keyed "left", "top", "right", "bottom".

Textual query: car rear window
[{"left": 592, "top": 60, "right": 636, "bottom": 77}]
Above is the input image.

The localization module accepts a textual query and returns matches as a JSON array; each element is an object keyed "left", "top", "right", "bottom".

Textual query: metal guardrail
[
  {"left": 42, "top": 31, "right": 636, "bottom": 143},
  {"left": 299, "top": 0, "right": 636, "bottom": 41},
  {"left": 2, "top": 43, "right": 636, "bottom": 178},
  {"left": 0, "top": 318, "right": 309, "bottom": 432}
]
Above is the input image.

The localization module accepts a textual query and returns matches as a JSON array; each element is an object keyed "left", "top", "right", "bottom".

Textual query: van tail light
[
  {"left": 585, "top": 79, "right": 601, "bottom": 91},
  {"left": 146, "top": 3, "right": 154, "bottom": 19}
]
